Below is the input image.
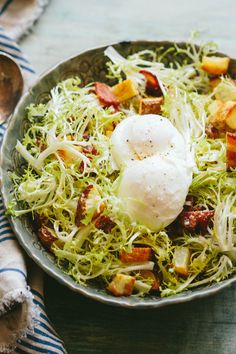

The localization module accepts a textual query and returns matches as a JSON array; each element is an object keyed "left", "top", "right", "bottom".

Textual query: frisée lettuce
[{"left": 8, "top": 37, "right": 236, "bottom": 297}]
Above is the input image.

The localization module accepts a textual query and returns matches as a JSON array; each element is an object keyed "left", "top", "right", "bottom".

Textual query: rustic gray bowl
[{"left": 1, "top": 41, "right": 236, "bottom": 308}]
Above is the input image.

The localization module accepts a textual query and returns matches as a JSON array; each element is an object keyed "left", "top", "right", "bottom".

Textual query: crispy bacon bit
[
  {"left": 38, "top": 226, "right": 57, "bottom": 251},
  {"left": 82, "top": 145, "right": 98, "bottom": 156},
  {"left": 83, "top": 131, "right": 90, "bottom": 141},
  {"left": 139, "top": 69, "right": 163, "bottom": 96},
  {"left": 36, "top": 137, "right": 46, "bottom": 151},
  {"left": 33, "top": 214, "right": 53, "bottom": 232},
  {"left": 120, "top": 247, "right": 152, "bottom": 263},
  {"left": 140, "top": 270, "right": 160, "bottom": 291},
  {"left": 95, "top": 82, "right": 120, "bottom": 108},
  {"left": 95, "top": 215, "right": 116, "bottom": 234},
  {"left": 205, "top": 124, "right": 220, "bottom": 139},
  {"left": 226, "top": 132, "right": 236, "bottom": 171},
  {"left": 179, "top": 210, "right": 214, "bottom": 234},
  {"left": 75, "top": 185, "right": 104, "bottom": 226},
  {"left": 79, "top": 145, "right": 98, "bottom": 173},
  {"left": 107, "top": 274, "right": 135, "bottom": 296},
  {"left": 75, "top": 185, "right": 93, "bottom": 226}
]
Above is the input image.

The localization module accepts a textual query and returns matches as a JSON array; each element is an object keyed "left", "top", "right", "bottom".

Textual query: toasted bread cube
[
  {"left": 111, "top": 79, "right": 138, "bottom": 102},
  {"left": 139, "top": 97, "right": 163, "bottom": 115},
  {"left": 208, "top": 100, "right": 222, "bottom": 116},
  {"left": 120, "top": 247, "right": 152, "bottom": 263},
  {"left": 173, "top": 247, "right": 190, "bottom": 277},
  {"left": 225, "top": 102, "right": 236, "bottom": 129},
  {"left": 140, "top": 270, "right": 160, "bottom": 290},
  {"left": 226, "top": 132, "right": 236, "bottom": 171},
  {"left": 209, "top": 100, "right": 236, "bottom": 131},
  {"left": 214, "top": 79, "right": 236, "bottom": 102},
  {"left": 107, "top": 274, "right": 135, "bottom": 296},
  {"left": 201, "top": 56, "right": 230, "bottom": 75}
]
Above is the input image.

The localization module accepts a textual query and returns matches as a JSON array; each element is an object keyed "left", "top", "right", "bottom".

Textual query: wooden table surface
[{"left": 21, "top": 1, "right": 236, "bottom": 353}]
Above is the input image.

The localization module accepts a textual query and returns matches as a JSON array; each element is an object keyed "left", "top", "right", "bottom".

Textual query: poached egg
[{"left": 111, "top": 114, "right": 192, "bottom": 231}]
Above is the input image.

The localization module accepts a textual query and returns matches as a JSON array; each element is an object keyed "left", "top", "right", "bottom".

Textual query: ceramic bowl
[{"left": 1, "top": 41, "right": 236, "bottom": 308}]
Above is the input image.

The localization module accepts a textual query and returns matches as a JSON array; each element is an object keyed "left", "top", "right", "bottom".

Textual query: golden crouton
[
  {"left": 201, "top": 56, "right": 230, "bottom": 75},
  {"left": 209, "top": 100, "right": 236, "bottom": 130},
  {"left": 120, "top": 247, "right": 152, "bottom": 263},
  {"left": 225, "top": 102, "right": 236, "bottom": 129},
  {"left": 107, "top": 274, "right": 135, "bottom": 296},
  {"left": 139, "top": 97, "right": 163, "bottom": 115},
  {"left": 111, "top": 79, "right": 138, "bottom": 102},
  {"left": 173, "top": 247, "right": 190, "bottom": 277},
  {"left": 214, "top": 79, "right": 236, "bottom": 102}
]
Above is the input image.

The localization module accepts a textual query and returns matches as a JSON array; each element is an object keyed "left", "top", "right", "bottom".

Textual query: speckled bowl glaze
[{"left": 1, "top": 41, "right": 236, "bottom": 308}]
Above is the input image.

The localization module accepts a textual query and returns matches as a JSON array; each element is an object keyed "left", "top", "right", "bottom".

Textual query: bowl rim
[{"left": 0, "top": 40, "right": 235, "bottom": 309}]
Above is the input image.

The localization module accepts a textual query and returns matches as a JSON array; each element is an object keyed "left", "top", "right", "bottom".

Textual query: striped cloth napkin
[
  {"left": 0, "top": 2, "right": 67, "bottom": 353},
  {"left": 0, "top": 0, "right": 49, "bottom": 41}
]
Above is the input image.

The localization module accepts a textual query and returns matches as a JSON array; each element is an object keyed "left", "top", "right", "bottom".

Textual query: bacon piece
[
  {"left": 79, "top": 145, "right": 98, "bottom": 173},
  {"left": 95, "top": 215, "right": 116, "bottom": 234},
  {"left": 226, "top": 132, "right": 236, "bottom": 171},
  {"left": 75, "top": 185, "right": 104, "bottom": 226},
  {"left": 83, "top": 131, "right": 90, "bottom": 141},
  {"left": 139, "top": 270, "right": 160, "bottom": 291},
  {"left": 120, "top": 247, "right": 152, "bottom": 263},
  {"left": 82, "top": 145, "right": 98, "bottom": 156},
  {"left": 107, "top": 274, "right": 135, "bottom": 296},
  {"left": 205, "top": 124, "right": 220, "bottom": 139},
  {"left": 139, "top": 69, "right": 163, "bottom": 96},
  {"left": 36, "top": 137, "right": 46, "bottom": 151},
  {"left": 38, "top": 226, "right": 57, "bottom": 251},
  {"left": 95, "top": 82, "right": 120, "bottom": 108},
  {"left": 178, "top": 210, "right": 214, "bottom": 234}
]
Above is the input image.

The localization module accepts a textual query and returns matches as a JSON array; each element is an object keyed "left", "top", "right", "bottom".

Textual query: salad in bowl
[{"left": 3, "top": 38, "right": 236, "bottom": 304}]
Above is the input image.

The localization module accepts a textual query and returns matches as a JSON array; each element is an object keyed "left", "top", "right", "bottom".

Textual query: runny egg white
[{"left": 111, "top": 114, "right": 192, "bottom": 231}]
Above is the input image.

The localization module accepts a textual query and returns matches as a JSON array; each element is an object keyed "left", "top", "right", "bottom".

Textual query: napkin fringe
[
  {"left": 0, "top": 287, "right": 31, "bottom": 315},
  {"left": 17, "top": 0, "right": 49, "bottom": 41},
  {"left": 0, "top": 288, "right": 38, "bottom": 353}
]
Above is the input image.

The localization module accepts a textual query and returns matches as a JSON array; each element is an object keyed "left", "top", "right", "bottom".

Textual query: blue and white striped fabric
[
  {"left": 15, "top": 290, "right": 67, "bottom": 354},
  {"left": 0, "top": 0, "right": 49, "bottom": 41},
  {"left": 0, "top": 7, "right": 67, "bottom": 353}
]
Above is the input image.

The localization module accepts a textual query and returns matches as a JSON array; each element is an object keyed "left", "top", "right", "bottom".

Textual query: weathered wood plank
[
  {"left": 45, "top": 277, "right": 236, "bottom": 354},
  {"left": 20, "top": 1, "right": 236, "bottom": 353}
]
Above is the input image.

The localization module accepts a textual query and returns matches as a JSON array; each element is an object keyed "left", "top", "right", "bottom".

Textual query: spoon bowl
[{"left": 0, "top": 53, "right": 23, "bottom": 124}]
